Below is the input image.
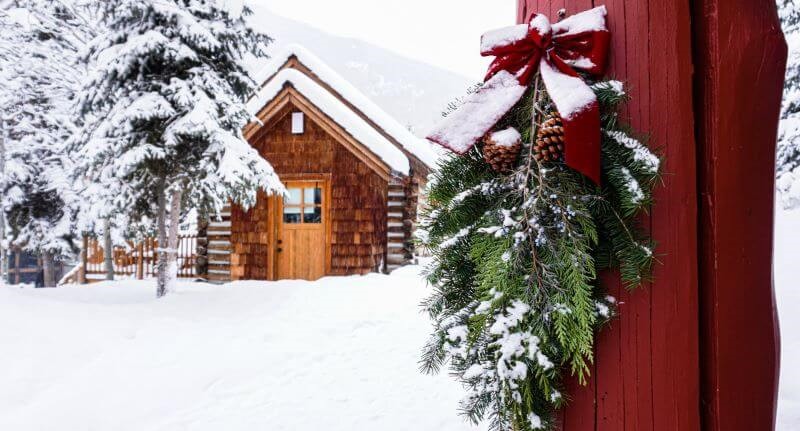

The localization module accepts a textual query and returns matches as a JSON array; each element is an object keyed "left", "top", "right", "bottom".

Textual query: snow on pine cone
[
  {"left": 483, "top": 127, "right": 522, "bottom": 173},
  {"left": 535, "top": 112, "right": 565, "bottom": 162}
]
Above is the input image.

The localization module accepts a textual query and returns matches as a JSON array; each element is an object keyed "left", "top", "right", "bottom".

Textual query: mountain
[{"left": 245, "top": 5, "right": 475, "bottom": 136}]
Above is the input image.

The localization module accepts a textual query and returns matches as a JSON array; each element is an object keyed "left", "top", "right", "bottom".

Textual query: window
[
  {"left": 291, "top": 112, "right": 304, "bottom": 134},
  {"left": 283, "top": 185, "right": 323, "bottom": 224}
]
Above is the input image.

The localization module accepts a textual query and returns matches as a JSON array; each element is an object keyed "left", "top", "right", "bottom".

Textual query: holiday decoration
[
  {"left": 483, "top": 127, "right": 523, "bottom": 173},
  {"left": 534, "top": 113, "right": 565, "bottom": 162},
  {"left": 427, "top": 6, "right": 610, "bottom": 184},
  {"left": 420, "top": 7, "right": 661, "bottom": 431}
]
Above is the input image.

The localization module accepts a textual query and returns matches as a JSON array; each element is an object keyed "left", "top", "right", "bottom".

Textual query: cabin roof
[
  {"left": 250, "top": 44, "right": 439, "bottom": 170},
  {"left": 247, "top": 68, "right": 410, "bottom": 174}
]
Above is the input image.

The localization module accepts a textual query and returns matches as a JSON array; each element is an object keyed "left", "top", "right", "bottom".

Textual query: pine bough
[{"left": 420, "top": 77, "right": 661, "bottom": 430}]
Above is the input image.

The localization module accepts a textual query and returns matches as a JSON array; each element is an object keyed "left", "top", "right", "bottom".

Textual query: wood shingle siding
[{"left": 228, "top": 103, "right": 388, "bottom": 280}]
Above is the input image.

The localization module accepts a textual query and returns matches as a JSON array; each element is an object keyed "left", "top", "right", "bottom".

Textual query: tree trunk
[
  {"left": 156, "top": 181, "right": 168, "bottom": 298},
  {"left": 0, "top": 118, "right": 6, "bottom": 285},
  {"left": 156, "top": 182, "right": 182, "bottom": 298},
  {"left": 80, "top": 236, "right": 88, "bottom": 284},
  {"left": 103, "top": 218, "right": 114, "bottom": 281},
  {"left": 42, "top": 251, "right": 55, "bottom": 288},
  {"left": 167, "top": 187, "right": 182, "bottom": 287}
]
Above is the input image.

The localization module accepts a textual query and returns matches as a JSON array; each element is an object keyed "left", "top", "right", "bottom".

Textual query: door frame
[{"left": 270, "top": 173, "right": 332, "bottom": 280}]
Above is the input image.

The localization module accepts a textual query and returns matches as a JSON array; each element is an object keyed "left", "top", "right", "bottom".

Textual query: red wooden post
[
  {"left": 513, "top": 1, "right": 784, "bottom": 429},
  {"left": 693, "top": 0, "right": 785, "bottom": 429},
  {"left": 526, "top": 1, "right": 700, "bottom": 429}
]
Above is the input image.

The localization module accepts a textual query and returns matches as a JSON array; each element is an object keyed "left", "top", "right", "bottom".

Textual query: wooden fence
[
  {"left": 82, "top": 235, "right": 197, "bottom": 281},
  {"left": 4, "top": 247, "right": 66, "bottom": 285}
]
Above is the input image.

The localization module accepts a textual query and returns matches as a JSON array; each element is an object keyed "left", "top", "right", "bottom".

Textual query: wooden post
[
  {"left": 693, "top": 1, "right": 785, "bottom": 429},
  {"left": 520, "top": 2, "right": 700, "bottom": 428},
  {"left": 136, "top": 241, "right": 144, "bottom": 280},
  {"left": 513, "top": 1, "right": 783, "bottom": 429},
  {"left": 80, "top": 236, "right": 88, "bottom": 284}
]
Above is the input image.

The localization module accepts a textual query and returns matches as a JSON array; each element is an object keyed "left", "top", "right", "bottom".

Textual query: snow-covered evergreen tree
[
  {"left": 75, "top": 0, "right": 283, "bottom": 296},
  {"left": 776, "top": 0, "right": 800, "bottom": 207},
  {"left": 0, "top": 1, "right": 96, "bottom": 286}
]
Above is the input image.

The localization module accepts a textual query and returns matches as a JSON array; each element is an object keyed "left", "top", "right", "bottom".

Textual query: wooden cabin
[{"left": 197, "top": 45, "right": 437, "bottom": 283}]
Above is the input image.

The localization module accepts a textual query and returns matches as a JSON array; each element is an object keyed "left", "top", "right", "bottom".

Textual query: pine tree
[
  {"left": 0, "top": 1, "right": 97, "bottom": 286},
  {"left": 0, "top": 103, "right": 6, "bottom": 283},
  {"left": 419, "top": 78, "right": 660, "bottom": 430},
  {"left": 776, "top": 0, "right": 800, "bottom": 207},
  {"left": 75, "top": 0, "right": 283, "bottom": 297}
]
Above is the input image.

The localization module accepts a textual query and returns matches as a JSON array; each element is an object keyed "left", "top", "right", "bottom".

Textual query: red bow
[{"left": 427, "top": 6, "right": 610, "bottom": 184}]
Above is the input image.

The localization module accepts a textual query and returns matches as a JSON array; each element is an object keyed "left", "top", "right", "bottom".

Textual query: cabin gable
[
  {"left": 282, "top": 55, "right": 432, "bottom": 179},
  {"left": 253, "top": 47, "right": 435, "bottom": 177},
  {"left": 246, "top": 85, "right": 393, "bottom": 180}
]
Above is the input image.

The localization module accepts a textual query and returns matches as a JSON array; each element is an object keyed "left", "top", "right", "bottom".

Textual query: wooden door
[{"left": 275, "top": 180, "right": 328, "bottom": 280}]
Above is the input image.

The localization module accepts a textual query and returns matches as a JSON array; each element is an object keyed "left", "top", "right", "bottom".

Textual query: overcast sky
[{"left": 253, "top": 0, "right": 517, "bottom": 79}]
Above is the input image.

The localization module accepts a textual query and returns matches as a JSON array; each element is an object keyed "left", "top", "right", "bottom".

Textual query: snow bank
[
  {"left": 776, "top": 206, "right": 800, "bottom": 430},
  {"left": 253, "top": 44, "right": 440, "bottom": 168},
  {"left": 2, "top": 205, "right": 798, "bottom": 430},
  {"left": 0, "top": 264, "right": 483, "bottom": 431}
]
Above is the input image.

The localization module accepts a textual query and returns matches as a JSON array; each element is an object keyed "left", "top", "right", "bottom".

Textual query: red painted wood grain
[
  {"left": 515, "top": 0, "right": 784, "bottom": 429},
  {"left": 692, "top": 1, "right": 785, "bottom": 430}
]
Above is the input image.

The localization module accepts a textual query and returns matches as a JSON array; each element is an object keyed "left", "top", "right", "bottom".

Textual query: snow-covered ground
[
  {"left": 0, "top": 264, "right": 481, "bottom": 431},
  {"left": 0, "top": 207, "right": 798, "bottom": 430},
  {"left": 776, "top": 206, "right": 800, "bottom": 430}
]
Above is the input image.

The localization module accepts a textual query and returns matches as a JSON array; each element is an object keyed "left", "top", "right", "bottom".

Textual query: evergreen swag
[{"left": 419, "top": 76, "right": 661, "bottom": 430}]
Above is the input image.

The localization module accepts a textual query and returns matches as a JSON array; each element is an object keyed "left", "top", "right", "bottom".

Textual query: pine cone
[
  {"left": 483, "top": 127, "right": 522, "bottom": 173},
  {"left": 535, "top": 112, "right": 565, "bottom": 162}
]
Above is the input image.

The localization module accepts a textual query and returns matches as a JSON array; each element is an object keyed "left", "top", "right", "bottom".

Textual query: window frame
[
  {"left": 291, "top": 111, "right": 305, "bottom": 134},
  {"left": 282, "top": 184, "right": 323, "bottom": 225}
]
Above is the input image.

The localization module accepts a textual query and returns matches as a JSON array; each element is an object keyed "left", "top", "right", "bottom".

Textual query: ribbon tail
[
  {"left": 562, "top": 103, "right": 601, "bottom": 185},
  {"left": 427, "top": 70, "right": 527, "bottom": 154},
  {"left": 539, "top": 59, "right": 602, "bottom": 184}
]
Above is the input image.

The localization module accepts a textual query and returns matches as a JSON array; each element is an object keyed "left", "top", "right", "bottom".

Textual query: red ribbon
[{"left": 483, "top": 7, "right": 610, "bottom": 184}]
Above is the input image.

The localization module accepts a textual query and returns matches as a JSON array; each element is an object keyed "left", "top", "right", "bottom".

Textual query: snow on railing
[{"left": 82, "top": 235, "right": 197, "bottom": 282}]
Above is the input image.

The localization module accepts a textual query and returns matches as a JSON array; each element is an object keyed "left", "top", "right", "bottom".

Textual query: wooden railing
[
  {"left": 4, "top": 247, "right": 67, "bottom": 285},
  {"left": 82, "top": 235, "right": 197, "bottom": 281}
]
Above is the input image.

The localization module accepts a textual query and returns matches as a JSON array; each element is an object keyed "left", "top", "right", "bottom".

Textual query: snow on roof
[
  {"left": 253, "top": 44, "right": 439, "bottom": 168},
  {"left": 247, "top": 68, "right": 410, "bottom": 174}
]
